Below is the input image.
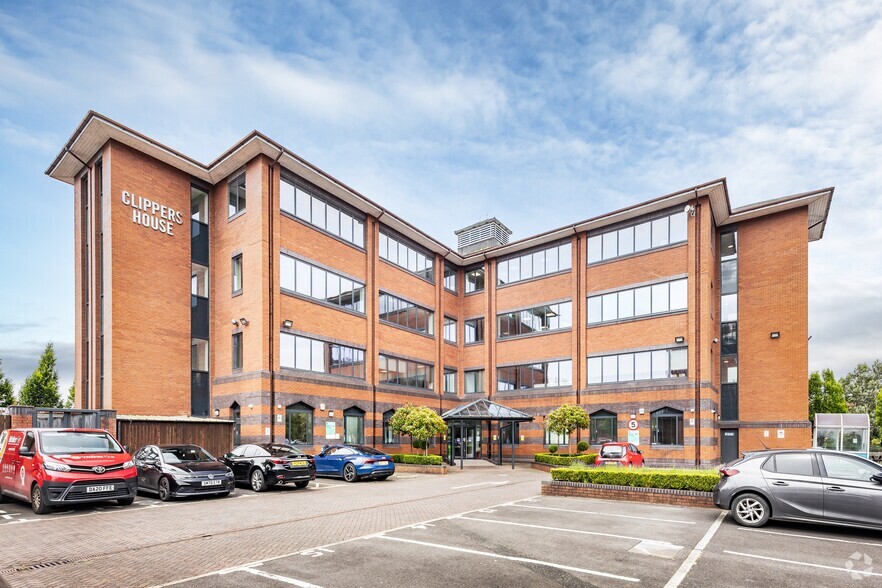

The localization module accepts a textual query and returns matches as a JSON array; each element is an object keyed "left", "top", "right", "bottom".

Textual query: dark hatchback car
[
  {"left": 714, "top": 448, "right": 882, "bottom": 529},
  {"left": 221, "top": 444, "right": 315, "bottom": 492},
  {"left": 134, "top": 444, "right": 234, "bottom": 501}
]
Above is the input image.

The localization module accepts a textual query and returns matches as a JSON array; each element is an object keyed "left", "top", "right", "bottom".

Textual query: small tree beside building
[
  {"left": 0, "top": 359, "right": 15, "bottom": 407},
  {"left": 18, "top": 343, "right": 62, "bottom": 408},
  {"left": 545, "top": 404, "right": 589, "bottom": 455},
  {"left": 389, "top": 404, "right": 447, "bottom": 456}
]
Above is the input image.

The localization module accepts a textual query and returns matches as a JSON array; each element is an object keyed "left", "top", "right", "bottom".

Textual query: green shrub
[
  {"left": 550, "top": 466, "right": 719, "bottom": 492},
  {"left": 534, "top": 453, "right": 598, "bottom": 466},
  {"left": 577, "top": 441, "right": 589, "bottom": 453},
  {"left": 412, "top": 439, "right": 427, "bottom": 450},
  {"left": 391, "top": 454, "right": 443, "bottom": 466},
  {"left": 548, "top": 444, "right": 558, "bottom": 454},
  {"left": 569, "top": 460, "right": 589, "bottom": 470}
]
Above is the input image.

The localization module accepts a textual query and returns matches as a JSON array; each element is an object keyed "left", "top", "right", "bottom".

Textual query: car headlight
[
  {"left": 44, "top": 461, "right": 71, "bottom": 472},
  {"left": 122, "top": 460, "right": 134, "bottom": 469},
  {"left": 173, "top": 473, "right": 197, "bottom": 481}
]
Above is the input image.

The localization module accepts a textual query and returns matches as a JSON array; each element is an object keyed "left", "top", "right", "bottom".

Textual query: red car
[
  {"left": 595, "top": 442, "right": 645, "bottom": 467},
  {"left": 0, "top": 428, "right": 137, "bottom": 514}
]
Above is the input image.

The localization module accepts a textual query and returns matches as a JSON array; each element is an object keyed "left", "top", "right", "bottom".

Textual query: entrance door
[
  {"left": 721, "top": 429, "right": 739, "bottom": 463},
  {"left": 452, "top": 424, "right": 477, "bottom": 459}
]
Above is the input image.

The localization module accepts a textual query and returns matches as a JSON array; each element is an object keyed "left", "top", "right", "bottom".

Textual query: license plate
[
  {"left": 377, "top": 461, "right": 389, "bottom": 466},
  {"left": 289, "top": 461, "right": 307, "bottom": 467},
  {"left": 86, "top": 485, "right": 114, "bottom": 493},
  {"left": 201, "top": 480, "right": 222, "bottom": 486}
]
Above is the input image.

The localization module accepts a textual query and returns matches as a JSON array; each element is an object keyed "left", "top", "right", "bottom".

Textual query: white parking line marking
[
  {"left": 724, "top": 550, "right": 882, "bottom": 578},
  {"left": 450, "top": 481, "right": 509, "bottom": 489},
  {"left": 374, "top": 535, "right": 641, "bottom": 583},
  {"left": 456, "top": 516, "right": 677, "bottom": 545},
  {"left": 737, "top": 527, "right": 882, "bottom": 548},
  {"left": 663, "top": 511, "right": 726, "bottom": 588},
  {"left": 235, "top": 567, "right": 324, "bottom": 587},
  {"left": 511, "top": 504, "right": 696, "bottom": 525}
]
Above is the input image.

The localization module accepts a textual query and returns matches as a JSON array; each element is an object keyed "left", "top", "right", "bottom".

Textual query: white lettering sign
[{"left": 121, "top": 191, "right": 184, "bottom": 236}]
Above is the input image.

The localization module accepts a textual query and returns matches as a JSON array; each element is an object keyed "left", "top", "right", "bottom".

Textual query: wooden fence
[{"left": 116, "top": 417, "right": 235, "bottom": 459}]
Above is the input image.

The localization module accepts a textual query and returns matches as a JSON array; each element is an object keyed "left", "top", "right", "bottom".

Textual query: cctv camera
[
  {"left": 684, "top": 204, "right": 692, "bottom": 213},
  {"left": 713, "top": 338, "right": 719, "bottom": 344}
]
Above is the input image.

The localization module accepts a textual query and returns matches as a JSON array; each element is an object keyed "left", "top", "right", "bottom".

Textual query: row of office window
[
  {"left": 587, "top": 348, "right": 687, "bottom": 384},
  {"left": 280, "top": 254, "right": 366, "bottom": 312},
  {"left": 280, "top": 333, "right": 367, "bottom": 379},
  {"left": 284, "top": 404, "right": 366, "bottom": 445},
  {"left": 497, "top": 242, "right": 572, "bottom": 286},
  {"left": 587, "top": 279, "right": 687, "bottom": 325},
  {"left": 587, "top": 211, "right": 687, "bottom": 263},
  {"left": 378, "top": 292, "right": 434, "bottom": 335},
  {"left": 280, "top": 178, "right": 366, "bottom": 248},
  {"left": 497, "top": 301, "right": 572, "bottom": 339},
  {"left": 378, "top": 354, "right": 434, "bottom": 389},
  {"left": 379, "top": 230, "right": 434, "bottom": 281},
  {"left": 497, "top": 359, "right": 573, "bottom": 391}
]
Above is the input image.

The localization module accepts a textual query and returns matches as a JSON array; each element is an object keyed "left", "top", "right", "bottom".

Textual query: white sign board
[
  {"left": 777, "top": 429, "right": 785, "bottom": 439},
  {"left": 326, "top": 421, "right": 337, "bottom": 440},
  {"left": 627, "top": 430, "right": 640, "bottom": 445}
]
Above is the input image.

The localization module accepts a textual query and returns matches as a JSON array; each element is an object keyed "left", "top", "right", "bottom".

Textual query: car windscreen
[
  {"left": 39, "top": 431, "right": 123, "bottom": 454},
  {"left": 600, "top": 446, "right": 625, "bottom": 458},
  {"left": 161, "top": 446, "right": 214, "bottom": 463},
  {"left": 349, "top": 445, "right": 385, "bottom": 456}
]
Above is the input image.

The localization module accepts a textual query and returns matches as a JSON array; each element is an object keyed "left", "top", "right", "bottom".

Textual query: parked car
[
  {"left": 0, "top": 428, "right": 137, "bottom": 514},
  {"left": 714, "top": 448, "right": 882, "bottom": 529},
  {"left": 220, "top": 443, "right": 315, "bottom": 492},
  {"left": 314, "top": 445, "right": 395, "bottom": 482},
  {"left": 595, "top": 442, "right": 645, "bottom": 467},
  {"left": 133, "top": 444, "right": 234, "bottom": 501}
]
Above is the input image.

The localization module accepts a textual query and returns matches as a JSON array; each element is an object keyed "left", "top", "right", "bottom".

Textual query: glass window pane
[
  {"left": 652, "top": 217, "right": 669, "bottom": 247},
  {"left": 634, "top": 286, "right": 651, "bottom": 315},
  {"left": 546, "top": 247, "right": 559, "bottom": 273},
  {"left": 587, "top": 297, "right": 602, "bottom": 324},
  {"left": 652, "top": 283, "right": 669, "bottom": 313},
  {"left": 532, "top": 250, "right": 545, "bottom": 276},
  {"left": 295, "top": 336, "right": 311, "bottom": 370},
  {"left": 407, "top": 248, "right": 417, "bottom": 272},
  {"left": 602, "top": 293, "right": 617, "bottom": 322},
  {"left": 669, "top": 212, "right": 687, "bottom": 243},
  {"left": 341, "top": 213, "right": 354, "bottom": 244},
  {"left": 295, "top": 188, "right": 310, "bottom": 221},
  {"left": 280, "top": 333, "right": 294, "bottom": 369},
  {"left": 671, "top": 349, "right": 687, "bottom": 374},
  {"left": 721, "top": 232, "right": 737, "bottom": 260},
  {"left": 721, "top": 322, "right": 738, "bottom": 354},
  {"left": 508, "top": 258, "right": 520, "bottom": 282},
  {"left": 326, "top": 273, "right": 340, "bottom": 305},
  {"left": 587, "top": 357, "right": 602, "bottom": 384},
  {"left": 558, "top": 242, "right": 571, "bottom": 270},
  {"left": 353, "top": 219, "right": 364, "bottom": 247},
  {"left": 618, "top": 353, "right": 634, "bottom": 381},
  {"left": 311, "top": 266, "right": 326, "bottom": 299},
  {"left": 558, "top": 301, "right": 572, "bottom": 328},
  {"left": 311, "top": 340, "right": 326, "bottom": 372},
  {"left": 520, "top": 254, "right": 532, "bottom": 280},
  {"left": 295, "top": 260, "right": 311, "bottom": 296},
  {"left": 559, "top": 360, "right": 572, "bottom": 386},
  {"left": 721, "top": 260, "right": 738, "bottom": 295},
  {"left": 379, "top": 232, "right": 388, "bottom": 260},
  {"left": 722, "top": 355, "right": 738, "bottom": 383},
  {"left": 634, "top": 222, "right": 651, "bottom": 251},
  {"left": 279, "top": 180, "right": 295, "bottom": 215},
  {"left": 311, "top": 198, "right": 326, "bottom": 230},
  {"left": 634, "top": 352, "right": 652, "bottom": 380},
  {"left": 721, "top": 294, "right": 738, "bottom": 322},
  {"left": 280, "top": 254, "right": 295, "bottom": 291},
  {"left": 497, "top": 260, "right": 508, "bottom": 285},
  {"left": 587, "top": 236, "right": 602, "bottom": 263},
  {"left": 670, "top": 279, "right": 688, "bottom": 310},
  {"left": 602, "top": 356, "right": 618, "bottom": 383},
  {"left": 327, "top": 207, "right": 340, "bottom": 236},
  {"left": 652, "top": 350, "right": 668, "bottom": 378},
  {"left": 618, "top": 290, "right": 634, "bottom": 319},
  {"left": 602, "top": 232, "right": 617, "bottom": 260},
  {"left": 618, "top": 227, "right": 634, "bottom": 256}
]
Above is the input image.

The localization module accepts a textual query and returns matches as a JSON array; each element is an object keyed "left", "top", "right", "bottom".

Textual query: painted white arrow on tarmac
[{"left": 450, "top": 481, "right": 509, "bottom": 489}]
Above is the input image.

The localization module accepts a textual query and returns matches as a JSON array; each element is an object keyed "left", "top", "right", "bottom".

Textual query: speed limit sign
[{"left": 628, "top": 419, "right": 639, "bottom": 430}]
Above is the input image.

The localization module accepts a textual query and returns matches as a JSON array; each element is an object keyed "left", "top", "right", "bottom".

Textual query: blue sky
[{"left": 1, "top": 0, "right": 880, "bottom": 392}]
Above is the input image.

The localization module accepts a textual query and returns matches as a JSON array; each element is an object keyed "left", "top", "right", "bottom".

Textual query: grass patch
[
  {"left": 550, "top": 466, "right": 719, "bottom": 492},
  {"left": 534, "top": 452, "right": 598, "bottom": 467}
]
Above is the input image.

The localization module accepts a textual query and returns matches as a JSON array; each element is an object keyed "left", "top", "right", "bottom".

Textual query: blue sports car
[{"left": 313, "top": 445, "right": 395, "bottom": 482}]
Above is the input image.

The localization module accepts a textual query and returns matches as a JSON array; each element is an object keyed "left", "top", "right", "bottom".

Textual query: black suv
[{"left": 221, "top": 443, "right": 315, "bottom": 492}]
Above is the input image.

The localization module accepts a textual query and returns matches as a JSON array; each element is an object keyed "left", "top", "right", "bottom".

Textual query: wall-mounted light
[
  {"left": 239, "top": 317, "right": 249, "bottom": 326},
  {"left": 320, "top": 403, "right": 326, "bottom": 411},
  {"left": 328, "top": 410, "right": 335, "bottom": 417},
  {"left": 231, "top": 319, "right": 239, "bottom": 326},
  {"left": 712, "top": 338, "right": 719, "bottom": 344},
  {"left": 214, "top": 408, "right": 220, "bottom": 417},
  {"left": 248, "top": 403, "right": 254, "bottom": 409},
  {"left": 674, "top": 336, "right": 685, "bottom": 344},
  {"left": 282, "top": 319, "right": 293, "bottom": 328},
  {"left": 277, "top": 404, "right": 282, "bottom": 410},
  {"left": 770, "top": 331, "right": 780, "bottom": 339},
  {"left": 711, "top": 409, "right": 717, "bottom": 414}
]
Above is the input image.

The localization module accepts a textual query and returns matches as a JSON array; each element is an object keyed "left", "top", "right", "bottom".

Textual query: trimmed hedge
[
  {"left": 550, "top": 466, "right": 720, "bottom": 492},
  {"left": 391, "top": 454, "right": 443, "bottom": 466},
  {"left": 534, "top": 453, "right": 598, "bottom": 467}
]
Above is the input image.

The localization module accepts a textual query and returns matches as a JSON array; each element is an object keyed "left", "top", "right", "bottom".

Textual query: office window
[
  {"left": 721, "top": 294, "right": 738, "bottom": 322},
  {"left": 465, "top": 318, "right": 484, "bottom": 344},
  {"left": 191, "top": 186, "right": 209, "bottom": 223},
  {"left": 721, "top": 322, "right": 738, "bottom": 355},
  {"left": 651, "top": 408, "right": 683, "bottom": 446},
  {"left": 344, "top": 407, "right": 365, "bottom": 445},
  {"left": 497, "top": 301, "right": 572, "bottom": 339},
  {"left": 228, "top": 173, "right": 246, "bottom": 217},
  {"left": 587, "top": 348, "right": 687, "bottom": 384},
  {"left": 497, "top": 359, "right": 572, "bottom": 391},
  {"left": 191, "top": 264, "right": 208, "bottom": 297},
  {"left": 722, "top": 355, "right": 738, "bottom": 384},
  {"left": 443, "top": 318, "right": 457, "bottom": 343},
  {"left": 383, "top": 410, "right": 399, "bottom": 444},
  {"left": 232, "top": 333, "right": 242, "bottom": 370},
  {"left": 379, "top": 229, "right": 433, "bottom": 281},
  {"left": 444, "top": 369, "right": 457, "bottom": 393},
  {"left": 496, "top": 242, "right": 572, "bottom": 286},
  {"left": 285, "top": 402, "right": 313, "bottom": 444},
  {"left": 588, "top": 279, "right": 687, "bottom": 325},
  {"left": 379, "top": 292, "right": 434, "bottom": 335},
  {"left": 280, "top": 254, "right": 365, "bottom": 313},
  {"left": 465, "top": 267, "right": 485, "bottom": 293},
  {"left": 280, "top": 177, "right": 365, "bottom": 247},
  {"left": 232, "top": 255, "right": 242, "bottom": 294},
  {"left": 721, "top": 260, "right": 738, "bottom": 295},
  {"left": 587, "top": 211, "right": 688, "bottom": 264},
  {"left": 464, "top": 369, "right": 484, "bottom": 394},
  {"left": 280, "top": 333, "right": 365, "bottom": 378},
  {"left": 590, "top": 411, "right": 618, "bottom": 444},
  {"left": 444, "top": 265, "right": 457, "bottom": 292},
  {"left": 378, "top": 354, "right": 434, "bottom": 389},
  {"left": 191, "top": 339, "right": 209, "bottom": 372},
  {"left": 545, "top": 428, "right": 568, "bottom": 446},
  {"left": 501, "top": 423, "right": 520, "bottom": 445}
]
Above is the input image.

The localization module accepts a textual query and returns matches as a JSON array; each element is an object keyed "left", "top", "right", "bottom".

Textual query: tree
[
  {"left": 545, "top": 404, "right": 589, "bottom": 455},
  {"left": 808, "top": 371, "right": 824, "bottom": 424},
  {"left": 874, "top": 390, "right": 882, "bottom": 445},
  {"left": 841, "top": 360, "right": 882, "bottom": 438},
  {"left": 63, "top": 383, "right": 75, "bottom": 409},
  {"left": 389, "top": 404, "right": 447, "bottom": 456},
  {"left": 0, "top": 359, "right": 15, "bottom": 407},
  {"left": 18, "top": 343, "right": 62, "bottom": 408},
  {"left": 821, "top": 369, "right": 848, "bottom": 414}
]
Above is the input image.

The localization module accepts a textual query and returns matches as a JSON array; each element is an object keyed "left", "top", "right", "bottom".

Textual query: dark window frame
[
  {"left": 231, "top": 332, "right": 243, "bottom": 371},
  {"left": 285, "top": 402, "right": 314, "bottom": 444},
  {"left": 589, "top": 410, "right": 618, "bottom": 444},
  {"left": 228, "top": 172, "right": 246, "bottom": 218},
  {"left": 650, "top": 407, "right": 684, "bottom": 446},
  {"left": 232, "top": 254, "right": 243, "bottom": 295}
]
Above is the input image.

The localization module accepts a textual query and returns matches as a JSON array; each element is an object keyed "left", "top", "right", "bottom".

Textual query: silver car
[{"left": 713, "top": 449, "right": 882, "bottom": 529}]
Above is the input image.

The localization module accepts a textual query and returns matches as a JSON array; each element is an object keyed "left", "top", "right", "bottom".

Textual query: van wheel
[
  {"left": 31, "top": 484, "right": 50, "bottom": 515},
  {"left": 732, "top": 493, "right": 770, "bottom": 527},
  {"left": 117, "top": 497, "right": 135, "bottom": 506}
]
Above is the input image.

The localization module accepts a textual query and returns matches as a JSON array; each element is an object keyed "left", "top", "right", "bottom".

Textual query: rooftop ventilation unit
[{"left": 455, "top": 218, "right": 512, "bottom": 256}]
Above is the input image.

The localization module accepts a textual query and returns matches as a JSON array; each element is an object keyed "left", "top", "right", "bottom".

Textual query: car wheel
[
  {"left": 31, "top": 484, "right": 50, "bottom": 515},
  {"left": 117, "top": 497, "right": 135, "bottom": 506},
  {"left": 158, "top": 477, "right": 172, "bottom": 502},
  {"left": 377, "top": 475, "right": 391, "bottom": 481},
  {"left": 250, "top": 469, "right": 268, "bottom": 492},
  {"left": 342, "top": 463, "right": 359, "bottom": 483},
  {"left": 294, "top": 480, "right": 309, "bottom": 489},
  {"left": 732, "top": 493, "right": 770, "bottom": 527},
  {"left": 217, "top": 491, "right": 231, "bottom": 498}
]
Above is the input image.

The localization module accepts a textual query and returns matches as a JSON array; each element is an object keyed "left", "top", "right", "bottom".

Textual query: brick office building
[{"left": 46, "top": 111, "right": 833, "bottom": 466}]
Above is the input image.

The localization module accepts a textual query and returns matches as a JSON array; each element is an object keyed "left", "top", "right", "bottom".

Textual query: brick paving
[{"left": 0, "top": 467, "right": 544, "bottom": 588}]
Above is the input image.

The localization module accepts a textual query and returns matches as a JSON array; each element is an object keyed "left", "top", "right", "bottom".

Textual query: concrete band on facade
[{"left": 47, "top": 111, "right": 834, "bottom": 467}]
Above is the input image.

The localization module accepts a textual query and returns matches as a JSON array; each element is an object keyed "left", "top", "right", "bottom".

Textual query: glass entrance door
[{"left": 451, "top": 424, "right": 479, "bottom": 459}]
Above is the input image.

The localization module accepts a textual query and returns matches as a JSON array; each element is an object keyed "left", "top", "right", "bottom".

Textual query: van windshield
[{"left": 39, "top": 431, "right": 123, "bottom": 454}]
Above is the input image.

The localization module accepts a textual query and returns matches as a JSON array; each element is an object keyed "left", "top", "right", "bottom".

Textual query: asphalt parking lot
[{"left": 3, "top": 467, "right": 882, "bottom": 587}]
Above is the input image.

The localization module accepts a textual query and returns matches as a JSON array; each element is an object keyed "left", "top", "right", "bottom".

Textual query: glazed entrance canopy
[{"left": 442, "top": 399, "right": 534, "bottom": 423}]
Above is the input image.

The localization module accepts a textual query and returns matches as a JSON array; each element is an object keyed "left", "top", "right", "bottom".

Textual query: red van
[{"left": 0, "top": 428, "right": 137, "bottom": 514}]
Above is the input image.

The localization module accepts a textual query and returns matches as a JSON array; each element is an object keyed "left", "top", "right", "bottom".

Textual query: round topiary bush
[
  {"left": 548, "top": 444, "right": 558, "bottom": 454},
  {"left": 577, "top": 441, "right": 589, "bottom": 453},
  {"left": 412, "top": 439, "right": 427, "bottom": 450}
]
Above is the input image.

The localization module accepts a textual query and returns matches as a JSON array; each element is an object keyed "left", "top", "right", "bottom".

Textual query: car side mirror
[
  {"left": 18, "top": 449, "right": 34, "bottom": 457},
  {"left": 871, "top": 474, "right": 882, "bottom": 484}
]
